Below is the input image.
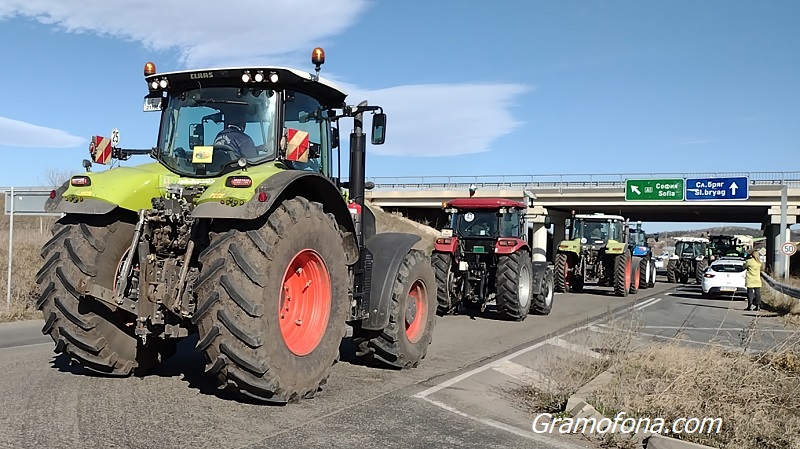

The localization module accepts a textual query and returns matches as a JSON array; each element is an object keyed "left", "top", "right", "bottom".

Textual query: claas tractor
[
  {"left": 430, "top": 197, "right": 554, "bottom": 321},
  {"left": 667, "top": 237, "right": 710, "bottom": 284},
  {"left": 707, "top": 234, "right": 748, "bottom": 260},
  {"left": 628, "top": 222, "right": 658, "bottom": 290},
  {"left": 37, "top": 48, "right": 438, "bottom": 404},
  {"left": 553, "top": 213, "right": 637, "bottom": 297}
]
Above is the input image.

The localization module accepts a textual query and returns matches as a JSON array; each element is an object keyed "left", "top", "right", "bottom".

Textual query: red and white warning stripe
[
  {"left": 285, "top": 129, "right": 310, "bottom": 163},
  {"left": 90, "top": 135, "right": 113, "bottom": 165}
]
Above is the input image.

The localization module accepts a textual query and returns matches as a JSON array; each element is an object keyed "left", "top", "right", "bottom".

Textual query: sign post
[
  {"left": 624, "top": 179, "right": 684, "bottom": 201},
  {"left": 4, "top": 189, "right": 62, "bottom": 309},
  {"left": 685, "top": 176, "right": 749, "bottom": 201}
]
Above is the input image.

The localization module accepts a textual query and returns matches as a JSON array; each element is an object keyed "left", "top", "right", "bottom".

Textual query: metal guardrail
[
  {"left": 762, "top": 272, "right": 800, "bottom": 299},
  {"left": 365, "top": 171, "right": 800, "bottom": 191}
]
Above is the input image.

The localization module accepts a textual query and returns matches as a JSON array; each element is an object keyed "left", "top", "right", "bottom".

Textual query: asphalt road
[{"left": 0, "top": 280, "right": 683, "bottom": 449}]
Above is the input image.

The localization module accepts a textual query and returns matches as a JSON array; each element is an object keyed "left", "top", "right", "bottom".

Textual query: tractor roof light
[
  {"left": 254, "top": 71, "right": 264, "bottom": 83},
  {"left": 269, "top": 71, "right": 279, "bottom": 83},
  {"left": 242, "top": 71, "right": 252, "bottom": 83},
  {"left": 144, "top": 61, "right": 156, "bottom": 77},
  {"left": 312, "top": 47, "right": 326, "bottom": 66}
]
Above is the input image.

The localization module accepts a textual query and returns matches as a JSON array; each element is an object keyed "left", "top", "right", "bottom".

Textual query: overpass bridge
[{"left": 364, "top": 172, "right": 800, "bottom": 273}]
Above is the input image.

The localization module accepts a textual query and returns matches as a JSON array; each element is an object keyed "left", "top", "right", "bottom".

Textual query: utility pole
[{"left": 780, "top": 184, "right": 788, "bottom": 279}]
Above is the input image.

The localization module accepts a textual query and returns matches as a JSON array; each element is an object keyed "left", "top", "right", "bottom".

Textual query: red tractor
[{"left": 431, "top": 198, "right": 555, "bottom": 321}]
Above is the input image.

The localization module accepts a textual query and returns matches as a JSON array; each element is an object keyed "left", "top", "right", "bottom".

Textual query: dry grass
[
  {"left": 517, "top": 312, "right": 800, "bottom": 449},
  {"left": 0, "top": 228, "right": 51, "bottom": 322}
]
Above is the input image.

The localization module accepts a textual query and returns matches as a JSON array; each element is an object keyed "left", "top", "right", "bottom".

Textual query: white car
[{"left": 701, "top": 258, "right": 747, "bottom": 297}]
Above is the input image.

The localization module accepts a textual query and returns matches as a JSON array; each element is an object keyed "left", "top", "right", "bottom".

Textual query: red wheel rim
[
  {"left": 405, "top": 280, "right": 428, "bottom": 343},
  {"left": 564, "top": 258, "right": 572, "bottom": 286},
  {"left": 633, "top": 267, "right": 640, "bottom": 290},
  {"left": 625, "top": 259, "right": 631, "bottom": 289},
  {"left": 279, "top": 249, "right": 331, "bottom": 356}
]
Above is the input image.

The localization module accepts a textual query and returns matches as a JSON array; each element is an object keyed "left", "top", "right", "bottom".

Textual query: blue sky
[{"left": 0, "top": 0, "right": 798, "bottom": 232}]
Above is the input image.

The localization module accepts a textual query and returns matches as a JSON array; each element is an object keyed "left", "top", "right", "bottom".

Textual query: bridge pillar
[
  {"left": 549, "top": 211, "right": 570, "bottom": 260},
  {"left": 525, "top": 206, "right": 549, "bottom": 262},
  {"left": 765, "top": 209, "right": 798, "bottom": 277}
]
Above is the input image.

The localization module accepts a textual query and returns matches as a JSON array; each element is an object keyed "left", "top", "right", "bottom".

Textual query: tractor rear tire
[
  {"left": 354, "top": 249, "right": 437, "bottom": 369},
  {"left": 666, "top": 260, "right": 677, "bottom": 283},
  {"left": 35, "top": 214, "right": 153, "bottom": 376},
  {"left": 530, "top": 267, "right": 554, "bottom": 315},
  {"left": 496, "top": 251, "right": 532, "bottom": 321},
  {"left": 554, "top": 253, "right": 569, "bottom": 293},
  {"left": 432, "top": 252, "right": 457, "bottom": 315},
  {"left": 629, "top": 263, "right": 641, "bottom": 295},
  {"left": 193, "top": 197, "right": 349, "bottom": 403},
  {"left": 614, "top": 250, "right": 632, "bottom": 297},
  {"left": 695, "top": 259, "right": 708, "bottom": 284},
  {"left": 639, "top": 258, "right": 650, "bottom": 289},
  {"left": 648, "top": 263, "right": 657, "bottom": 288}
]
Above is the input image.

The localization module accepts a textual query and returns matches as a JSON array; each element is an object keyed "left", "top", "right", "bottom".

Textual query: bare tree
[{"left": 41, "top": 167, "right": 75, "bottom": 188}]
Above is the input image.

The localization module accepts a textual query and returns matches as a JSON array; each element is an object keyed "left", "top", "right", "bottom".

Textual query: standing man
[{"left": 744, "top": 248, "right": 762, "bottom": 311}]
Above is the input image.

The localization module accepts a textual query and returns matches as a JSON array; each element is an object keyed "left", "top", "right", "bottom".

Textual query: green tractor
[
  {"left": 37, "top": 48, "right": 438, "bottom": 404},
  {"left": 553, "top": 213, "right": 636, "bottom": 297},
  {"left": 666, "top": 237, "right": 710, "bottom": 284}
]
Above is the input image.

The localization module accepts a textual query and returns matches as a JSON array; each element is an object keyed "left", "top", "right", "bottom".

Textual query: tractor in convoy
[
  {"left": 431, "top": 196, "right": 555, "bottom": 321},
  {"left": 628, "top": 222, "right": 658, "bottom": 290},
  {"left": 37, "top": 48, "right": 439, "bottom": 404},
  {"left": 667, "top": 236, "right": 710, "bottom": 284},
  {"left": 707, "top": 234, "right": 760, "bottom": 260},
  {"left": 553, "top": 212, "right": 637, "bottom": 297}
]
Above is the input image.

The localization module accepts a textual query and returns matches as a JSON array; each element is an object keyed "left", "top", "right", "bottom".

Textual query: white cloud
[
  {"left": 0, "top": 0, "right": 531, "bottom": 156},
  {"left": 342, "top": 83, "right": 532, "bottom": 157},
  {"left": 677, "top": 137, "right": 716, "bottom": 145},
  {"left": 0, "top": 0, "right": 370, "bottom": 66},
  {"left": 0, "top": 116, "right": 84, "bottom": 148}
]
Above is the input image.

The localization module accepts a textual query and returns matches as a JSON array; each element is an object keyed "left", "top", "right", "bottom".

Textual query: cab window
[{"left": 283, "top": 91, "right": 331, "bottom": 175}]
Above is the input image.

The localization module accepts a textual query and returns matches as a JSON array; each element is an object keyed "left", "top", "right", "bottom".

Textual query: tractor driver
[
  {"left": 587, "top": 223, "right": 603, "bottom": 240},
  {"left": 214, "top": 108, "right": 258, "bottom": 159}
]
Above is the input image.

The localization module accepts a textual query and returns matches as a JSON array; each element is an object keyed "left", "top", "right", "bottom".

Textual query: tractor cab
[
  {"left": 707, "top": 235, "right": 746, "bottom": 259},
  {"left": 440, "top": 198, "right": 527, "bottom": 255},
  {"left": 568, "top": 213, "right": 628, "bottom": 251}
]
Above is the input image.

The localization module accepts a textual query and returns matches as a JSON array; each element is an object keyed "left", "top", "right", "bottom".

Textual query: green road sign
[{"left": 625, "top": 179, "right": 684, "bottom": 201}]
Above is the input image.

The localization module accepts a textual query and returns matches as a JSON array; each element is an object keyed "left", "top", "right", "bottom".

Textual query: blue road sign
[{"left": 685, "top": 176, "right": 749, "bottom": 201}]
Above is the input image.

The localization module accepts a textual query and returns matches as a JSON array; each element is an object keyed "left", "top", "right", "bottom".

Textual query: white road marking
[
  {"left": 547, "top": 338, "right": 603, "bottom": 359},
  {"left": 633, "top": 297, "right": 661, "bottom": 310},
  {"left": 414, "top": 295, "right": 663, "bottom": 399},
  {"left": 418, "top": 397, "right": 589, "bottom": 449},
  {"left": 640, "top": 326, "right": 797, "bottom": 332},
  {"left": 490, "top": 360, "right": 559, "bottom": 393}
]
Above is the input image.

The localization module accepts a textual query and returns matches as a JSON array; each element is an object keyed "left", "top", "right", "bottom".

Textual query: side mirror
[
  {"left": 365, "top": 181, "right": 375, "bottom": 190},
  {"left": 371, "top": 113, "right": 386, "bottom": 145},
  {"left": 331, "top": 127, "right": 340, "bottom": 148},
  {"left": 189, "top": 123, "right": 204, "bottom": 149},
  {"left": 544, "top": 216, "right": 552, "bottom": 227}
]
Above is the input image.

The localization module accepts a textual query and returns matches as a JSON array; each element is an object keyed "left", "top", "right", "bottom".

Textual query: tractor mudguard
[
  {"left": 192, "top": 170, "right": 359, "bottom": 263},
  {"left": 46, "top": 183, "right": 118, "bottom": 215},
  {"left": 631, "top": 245, "right": 650, "bottom": 257},
  {"left": 360, "top": 232, "right": 421, "bottom": 331},
  {"left": 531, "top": 261, "right": 553, "bottom": 295}
]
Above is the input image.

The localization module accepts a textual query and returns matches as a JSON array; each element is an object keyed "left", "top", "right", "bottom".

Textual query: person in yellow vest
[{"left": 744, "top": 248, "right": 762, "bottom": 311}]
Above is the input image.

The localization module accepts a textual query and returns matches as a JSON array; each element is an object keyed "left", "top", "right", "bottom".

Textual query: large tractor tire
[
  {"left": 432, "top": 252, "right": 457, "bottom": 315},
  {"left": 495, "top": 251, "right": 533, "bottom": 321},
  {"left": 613, "top": 250, "right": 632, "bottom": 297},
  {"left": 648, "top": 261, "right": 657, "bottom": 288},
  {"left": 629, "top": 262, "right": 641, "bottom": 295},
  {"left": 695, "top": 259, "right": 709, "bottom": 284},
  {"left": 36, "top": 214, "right": 154, "bottom": 376},
  {"left": 666, "top": 259, "right": 677, "bottom": 283},
  {"left": 530, "top": 267, "right": 554, "bottom": 315},
  {"left": 193, "top": 197, "right": 349, "bottom": 403},
  {"left": 553, "top": 252, "right": 569, "bottom": 293},
  {"left": 354, "top": 249, "right": 437, "bottom": 369},
  {"left": 639, "top": 258, "right": 651, "bottom": 290}
]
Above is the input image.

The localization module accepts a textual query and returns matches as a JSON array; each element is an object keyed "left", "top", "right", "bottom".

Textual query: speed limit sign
[{"left": 782, "top": 242, "right": 797, "bottom": 256}]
